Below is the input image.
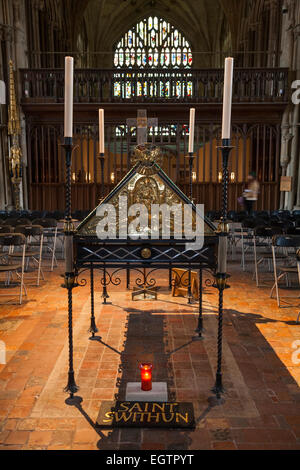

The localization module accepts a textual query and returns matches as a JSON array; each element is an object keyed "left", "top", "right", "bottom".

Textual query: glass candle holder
[{"left": 139, "top": 362, "right": 153, "bottom": 391}]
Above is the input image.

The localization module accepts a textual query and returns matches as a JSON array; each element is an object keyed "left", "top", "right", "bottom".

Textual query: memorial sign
[{"left": 96, "top": 401, "right": 195, "bottom": 428}]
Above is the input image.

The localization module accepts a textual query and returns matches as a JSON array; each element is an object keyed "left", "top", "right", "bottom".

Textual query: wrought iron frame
[
  {"left": 62, "top": 139, "right": 232, "bottom": 403},
  {"left": 73, "top": 264, "right": 215, "bottom": 339}
]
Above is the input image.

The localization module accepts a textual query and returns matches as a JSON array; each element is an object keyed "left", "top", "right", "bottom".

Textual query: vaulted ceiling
[
  {"left": 73, "top": 0, "right": 253, "bottom": 67},
  {"left": 39, "top": 0, "right": 274, "bottom": 68}
]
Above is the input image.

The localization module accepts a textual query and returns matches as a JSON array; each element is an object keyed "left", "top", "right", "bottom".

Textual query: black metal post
[
  {"left": 188, "top": 151, "right": 194, "bottom": 203},
  {"left": 99, "top": 152, "right": 105, "bottom": 199},
  {"left": 187, "top": 266, "right": 193, "bottom": 304},
  {"left": 102, "top": 265, "right": 110, "bottom": 304},
  {"left": 89, "top": 264, "right": 98, "bottom": 339},
  {"left": 126, "top": 266, "right": 130, "bottom": 289},
  {"left": 193, "top": 268, "right": 203, "bottom": 340},
  {"left": 212, "top": 138, "right": 233, "bottom": 400},
  {"left": 62, "top": 137, "right": 79, "bottom": 399},
  {"left": 186, "top": 152, "right": 194, "bottom": 305}
]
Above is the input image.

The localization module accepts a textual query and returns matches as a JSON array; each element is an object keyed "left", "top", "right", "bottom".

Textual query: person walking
[{"left": 243, "top": 172, "right": 260, "bottom": 216}]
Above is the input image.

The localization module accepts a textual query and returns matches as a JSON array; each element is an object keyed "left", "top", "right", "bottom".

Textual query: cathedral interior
[
  {"left": 1, "top": 0, "right": 299, "bottom": 214},
  {"left": 0, "top": 0, "right": 300, "bottom": 453}
]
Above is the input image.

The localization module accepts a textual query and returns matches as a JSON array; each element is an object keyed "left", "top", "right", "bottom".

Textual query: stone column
[
  {"left": 31, "top": 0, "right": 43, "bottom": 68},
  {"left": 294, "top": 11, "right": 300, "bottom": 207},
  {"left": 279, "top": 0, "right": 299, "bottom": 209},
  {"left": 13, "top": 0, "right": 28, "bottom": 69},
  {"left": 13, "top": 0, "right": 29, "bottom": 209},
  {"left": 279, "top": 111, "right": 293, "bottom": 209},
  {"left": 256, "top": 21, "right": 263, "bottom": 67},
  {"left": 1, "top": 24, "right": 14, "bottom": 209},
  {"left": 286, "top": 107, "right": 299, "bottom": 210},
  {"left": 267, "top": 0, "right": 278, "bottom": 67},
  {"left": 288, "top": 23, "right": 300, "bottom": 209},
  {"left": 0, "top": 26, "right": 8, "bottom": 210}
]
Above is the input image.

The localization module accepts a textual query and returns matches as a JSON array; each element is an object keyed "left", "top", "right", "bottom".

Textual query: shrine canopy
[{"left": 76, "top": 145, "right": 216, "bottom": 241}]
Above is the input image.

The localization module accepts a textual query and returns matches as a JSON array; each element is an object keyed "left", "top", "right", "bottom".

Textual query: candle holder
[
  {"left": 185, "top": 152, "right": 195, "bottom": 203},
  {"left": 184, "top": 152, "right": 195, "bottom": 308},
  {"left": 98, "top": 152, "right": 105, "bottom": 200},
  {"left": 139, "top": 362, "right": 153, "bottom": 391},
  {"left": 89, "top": 265, "right": 99, "bottom": 339},
  {"left": 212, "top": 138, "right": 234, "bottom": 401},
  {"left": 62, "top": 136, "right": 79, "bottom": 400}
]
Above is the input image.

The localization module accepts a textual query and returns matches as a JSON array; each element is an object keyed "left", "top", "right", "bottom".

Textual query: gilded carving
[
  {"left": 78, "top": 145, "right": 213, "bottom": 238},
  {"left": 8, "top": 60, "right": 22, "bottom": 209}
]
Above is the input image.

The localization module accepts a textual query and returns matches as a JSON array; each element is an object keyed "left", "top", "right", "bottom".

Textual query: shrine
[{"left": 0, "top": 0, "right": 300, "bottom": 453}]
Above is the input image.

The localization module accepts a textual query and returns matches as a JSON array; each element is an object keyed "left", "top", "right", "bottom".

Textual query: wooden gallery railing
[{"left": 20, "top": 67, "right": 289, "bottom": 103}]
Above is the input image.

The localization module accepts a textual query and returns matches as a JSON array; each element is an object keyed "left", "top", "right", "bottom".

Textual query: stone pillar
[
  {"left": 13, "top": 0, "right": 28, "bottom": 69},
  {"left": 267, "top": 0, "right": 278, "bottom": 67},
  {"left": 0, "top": 25, "right": 8, "bottom": 210},
  {"left": 279, "top": 110, "right": 293, "bottom": 209},
  {"left": 31, "top": 0, "right": 44, "bottom": 68},
  {"left": 287, "top": 23, "right": 300, "bottom": 209},
  {"left": 256, "top": 22, "right": 263, "bottom": 67},
  {"left": 13, "top": 0, "right": 29, "bottom": 210},
  {"left": 279, "top": 0, "right": 299, "bottom": 210},
  {"left": 0, "top": 24, "right": 14, "bottom": 210},
  {"left": 293, "top": 6, "right": 300, "bottom": 208}
]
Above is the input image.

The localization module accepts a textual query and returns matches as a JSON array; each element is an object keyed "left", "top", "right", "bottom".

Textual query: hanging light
[
  {"left": 218, "top": 171, "right": 222, "bottom": 183},
  {"left": 110, "top": 172, "right": 115, "bottom": 183},
  {"left": 192, "top": 171, "right": 197, "bottom": 182},
  {"left": 230, "top": 171, "right": 236, "bottom": 183}
]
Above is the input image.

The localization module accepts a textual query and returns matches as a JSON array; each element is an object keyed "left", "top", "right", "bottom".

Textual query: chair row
[
  {"left": 206, "top": 210, "right": 300, "bottom": 224},
  {"left": 0, "top": 210, "right": 90, "bottom": 222},
  {"left": 0, "top": 222, "right": 58, "bottom": 276},
  {"left": 231, "top": 226, "right": 300, "bottom": 323},
  {"left": 0, "top": 230, "right": 45, "bottom": 305}
]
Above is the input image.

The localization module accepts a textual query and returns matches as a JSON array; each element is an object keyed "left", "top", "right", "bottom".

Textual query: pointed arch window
[
  {"left": 113, "top": 16, "right": 193, "bottom": 99},
  {"left": 114, "top": 16, "right": 192, "bottom": 69}
]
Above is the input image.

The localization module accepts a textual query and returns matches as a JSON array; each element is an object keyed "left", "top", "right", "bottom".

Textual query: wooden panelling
[{"left": 26, "top": 121, "right": 281, "bottom": 213}]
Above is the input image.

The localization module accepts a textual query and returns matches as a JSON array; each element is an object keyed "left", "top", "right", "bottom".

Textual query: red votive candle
[{"left": 139, "top": 363, "right": 153, "bottom": 391}]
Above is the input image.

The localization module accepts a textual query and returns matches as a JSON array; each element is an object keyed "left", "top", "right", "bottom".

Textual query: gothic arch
[
  {"left": 113, "top": 16, "right": 193, "bottom": 69},
  {"left": 77, "top": 0, "right": 231, "bottom": 68}
]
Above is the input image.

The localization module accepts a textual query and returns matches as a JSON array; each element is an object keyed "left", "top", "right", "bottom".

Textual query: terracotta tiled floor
[{"left": 0, "top": 257, "right": 300, "bottom": 450}]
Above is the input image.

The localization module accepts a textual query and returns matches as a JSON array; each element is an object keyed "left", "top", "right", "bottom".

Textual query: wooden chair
[{"left": 172, "top": 268, "right": 199, "bottom": 300}]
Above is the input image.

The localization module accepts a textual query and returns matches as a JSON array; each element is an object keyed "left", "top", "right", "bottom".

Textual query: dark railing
[{"left": 20, "top": 67, "right": 289, "bottom": 104}]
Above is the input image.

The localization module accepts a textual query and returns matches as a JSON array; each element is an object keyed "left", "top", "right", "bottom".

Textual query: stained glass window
[
  {"left": 114, "top": 16, "right": 192, "bottom": 69},
  {"left": 113, "top": 16, "right": 193, "bottom": 99}
]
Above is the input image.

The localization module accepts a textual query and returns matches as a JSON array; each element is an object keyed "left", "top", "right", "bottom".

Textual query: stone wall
[
  {"left": 279, "top": 0, "right": 300, "bottom": 209},
  {"left": 0, "top": 0, "right": 28, "bottom": 210}
]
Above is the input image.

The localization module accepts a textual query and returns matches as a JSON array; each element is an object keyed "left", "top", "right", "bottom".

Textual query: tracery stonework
[
  {"left": 114, "top": 16, "right": 192, "bottom": 69},
  {"left": 113, "top": 16, "right": 193, "bottom": 99}
]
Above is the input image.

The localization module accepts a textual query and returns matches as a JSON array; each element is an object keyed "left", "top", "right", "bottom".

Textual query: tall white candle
[
  {"left": 64, "top": 57, "right": 74, "bottom": 138},
  {"left": 99, "top": 109, "right": 104, "bottom": 154},
  {"left": 222, "top": 57, "right": 234, "bottom": 140},
  {"left": 188, "top": 108, "right": 195, "bottom": 153}
]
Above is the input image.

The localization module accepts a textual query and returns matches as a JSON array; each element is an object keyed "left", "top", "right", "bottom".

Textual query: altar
[
  {"left": 62, "top": 56, "right": 234, "bottom": 404},
  {"left": 73, "top": 144, "right": 218, "bottom": 341}
]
